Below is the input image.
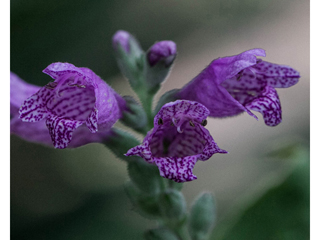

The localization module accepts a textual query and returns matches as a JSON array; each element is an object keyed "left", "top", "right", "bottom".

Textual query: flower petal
[
  {"left": 19, "top": 87, "right": 52, "bottom": 122},
  {"left": 10, "top": 72, "right": 40, "bottom": 108},
  {"left": 176, "top": 49, "right": 267, "bottom": 119},
  {"left": 153, "top": 156, "right": 198, "bottom": 182},
  {"left": 177, "top": 72, "right": 257, "bottom": 118},
  {"left": 245, "top": 86, "right": 282, "bottom": 126},
  {"left": 86, "top": 107, "right": 99, "bottom": 133},
  {"left": 154, "top": 100, "right": 209, "bottom": 127},
  {"left": 125, "top": 141, "right": 153, "bottom": 162},
  {"left": 11, "top": 118, "right": 53, "bottom": 146},
  {"left": 46, "top": 115, "right": 83, "bottom": 149},
  {"left": 213, "top": 48, "right": 266, "bottom": 83},
  {"left": 46, "top": 78, "right": 96, "bottom": 121},
  {"left": 43, "top": 62, "right": 84, "bottom": 80},
  {"left": 253, "top": 60, "right": 300, "bottom": 88}
]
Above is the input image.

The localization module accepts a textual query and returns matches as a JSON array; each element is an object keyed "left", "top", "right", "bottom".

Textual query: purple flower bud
[
  {"left": 125, "top": 100, "right": 227, "bottom": 182},
  {"left": 18, "top": 63, "right": 126, "bottom": 148},
  {"left": 147, "top": 41, "right": 177, "bottom": 67},
  {"left": 177, "top": 48, "right": 300, "bottom": 126},
  {"left": 112, "top": 30, "right": 131, "bottom": 53}
]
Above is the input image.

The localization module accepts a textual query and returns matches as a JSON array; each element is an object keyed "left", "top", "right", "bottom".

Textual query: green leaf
[
  {"left": 128, "top": 158, "right": 164, "bottom": 195},
  {"left": 124, "top": 182, "right": 162, "bottom": 219},
  {"left": 189, "top": 192, "right": 216, "bottom": 240}
]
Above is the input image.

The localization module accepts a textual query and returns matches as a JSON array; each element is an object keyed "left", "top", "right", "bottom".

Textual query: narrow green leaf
[{"left": 189, "top": 192, "right": 216, "bottom": 240}]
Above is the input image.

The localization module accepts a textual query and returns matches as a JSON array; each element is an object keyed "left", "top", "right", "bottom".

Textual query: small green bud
[
  {"left": 188, "top": 192, "right": 216, "bottom": 240},
  {"left": 112, "top": 30, "right": 144, "bottom": 90},
  {"left": 159, "top": 189, "right": 187, "bottom": 220},
  {"left": 145, "top": 41, "right": 177, "bottom": 94}
]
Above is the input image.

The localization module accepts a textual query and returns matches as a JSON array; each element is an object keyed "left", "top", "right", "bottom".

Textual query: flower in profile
[
  {"left": 176, "top": 48, "right": 300, "bottom": 126},
  {"left": 147, "top": 41, "right": 177, "bottom": 67},
  {"left": 18, "top": 63, "right": 126, "bottom": 148},
  {"left": 125, "top": 100, "right": 227, "bottom": 182},
  {"left": 12, "top": 72, "right": 112, "bottom": 147}
]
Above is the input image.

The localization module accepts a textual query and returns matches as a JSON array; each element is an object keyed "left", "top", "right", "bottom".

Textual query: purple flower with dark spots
[
  {"left": 147, "top": 41, "right": 177, "bottom": 67},
  {"left": 176, "top": 48, "right": 300, "bottom": 126},
  {"left": 18, "top": 63, "right": 126, "bottom": 149},
  {"left": 11, "top": 72, "right": 115, "bottom": 148},
  {"left": 125, "top": 100, "right": 227, "bottom": 182},
  {"left": 112, "top": 30, "right": 132, "bottom": 53}
]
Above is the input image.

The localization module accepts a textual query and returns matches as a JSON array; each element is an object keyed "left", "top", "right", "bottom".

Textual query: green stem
[{"left": 135, "top": 86, "right": 155, "bottom": 130}]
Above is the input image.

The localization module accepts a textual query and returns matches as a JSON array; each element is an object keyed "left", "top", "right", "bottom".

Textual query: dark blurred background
[{"left": 11, "top": 0, "right": 309, "bottom": 239}]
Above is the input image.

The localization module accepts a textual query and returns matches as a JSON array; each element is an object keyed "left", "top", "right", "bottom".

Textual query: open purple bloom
[
  {"left": 147, "top": 41, "right": 177, "bottom": 67},
  {"left": 125, "top": 100, "right": 227, "bottom": 182},
  {"left": 177, "top": 48, "right": 300, "bottom": 126},
  {"left": 18, "top": 63, "right": 126, "bottom": 148}
]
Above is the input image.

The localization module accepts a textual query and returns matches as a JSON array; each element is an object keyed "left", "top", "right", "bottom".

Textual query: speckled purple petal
[
  {"left": 125, "top": 100, "right": 227, "bottom": 182},
  {"left": 86, "top": 107, "right": 98, "bottom": 133},
  {"left": 46, "top": 115, "right": 83, "bottom": 149},
  {"left": 153, "top": 156, "right": 198, "bottom": 182},
  {"left": 19, "top": 87, "right": 51, "bottom": 122},
  {"left": 245, "top": 86, "right": 282, "bottom": 126},
  {"left": 220, "top": 68, "right": 264, "bottom": 106},
  {"left": 253, "top": 60, "right": 300, "bottom": 88}
]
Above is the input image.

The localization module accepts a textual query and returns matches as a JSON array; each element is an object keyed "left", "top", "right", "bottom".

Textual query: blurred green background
[{"left": 11, "top": 0, "right": 309, "bottom": 239}]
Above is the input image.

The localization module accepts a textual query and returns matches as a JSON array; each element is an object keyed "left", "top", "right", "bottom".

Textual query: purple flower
[
  {"left": 176, "top": 48, "right": 300, "bottom": 126},
  {"left": 112, "top": 30, "right": 131, "bottom": 53},
  {"left": 147, "top": 41, "right": 177, "bottom": 67},
  {"left": 125, "top": 100, "right": 227, "bottom": 182},
  {"left": 18, "top": 63, "right": 126, "bottom": 148},
  {"left": 11, "top": 72, "right": 115, "bottom": 148}
]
